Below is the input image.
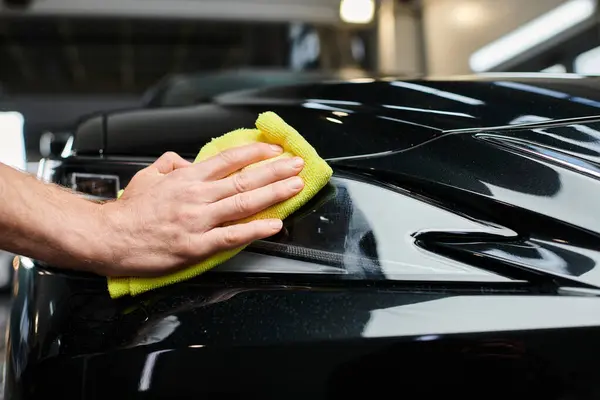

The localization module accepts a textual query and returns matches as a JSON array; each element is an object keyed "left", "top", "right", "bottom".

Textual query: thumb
[{"left": 152, "top": 151, "right": 192, "bottom": 174}]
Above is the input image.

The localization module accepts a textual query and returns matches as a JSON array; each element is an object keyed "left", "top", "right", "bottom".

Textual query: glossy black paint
[
  {"left": 8, "top": 261, "right": 600, "bottom": 399},
  {"left": 75, "top": 73, "right": 600, "bottom": 286},
  {"left": 8, "top": 73, "right": 600, "bottom": 399},
  {"left": 75, "top": 74, "right": 600, "bottom": 158}
]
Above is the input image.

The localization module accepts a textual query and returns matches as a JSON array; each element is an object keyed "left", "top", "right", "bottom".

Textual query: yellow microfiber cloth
[{"left": 107, "top": 111, "right": 333, "bottom": 298}]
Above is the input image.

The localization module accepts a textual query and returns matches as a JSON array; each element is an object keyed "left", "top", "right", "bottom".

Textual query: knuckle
[
  {"left": 218, "top": 148, "right": 238, "bottom": 165},
  {"left": 222, "top": 228, "right": 241, "bottom": 247},
  {"left": 257, "top": 142, "right": 272, "bottom": 153},
  {"left": 232, "top": 172, "right": 250, "bottom": 193},
  {"left": 162, "top": 226, "right": 186, "bottom": 253},
  {"left": 169, "top": 208, "right": 184, "bottom": 224},
  {"left": 234, "top": 194, "right": 251, "bottom": 213},
  {"left": 174, "top": 235, "right": 194, "bottom": 257},
  {"left": 170, "top": 204, "right": 195, "bottom": 224},
  {"left": 158, "top": 151, "right": 178, "bottom": 164},
  {"left": 170, "top": 167, "right": 187, "bottom": 179},
  {"left": 274, "top": 181, "right": 291, "bottom": 199},
  {"left": 267, "top": 160, "right": 281, "bottom": 176},
  {"left": 178, "top": 209, "right": 196, "bottom": 223},
  {"left": 184, "top": 184, "right": 202, "bottom": 199},
  {"left": 175, "top": 185, "right": 195, "bottom": 201},
  {"left": 166, "top": 204, "right": 181, "bottom": 222}
]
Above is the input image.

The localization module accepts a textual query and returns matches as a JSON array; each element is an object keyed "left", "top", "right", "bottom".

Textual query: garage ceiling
[{"left": 0, "top": 0, "right": 342, "bottom": 23}]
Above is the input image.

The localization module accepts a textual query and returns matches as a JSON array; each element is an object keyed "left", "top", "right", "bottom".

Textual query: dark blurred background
[
  {"left": 2, "top": 0, "right": 600, "bottom": 165},
  {"left": 0, "top": 0, "right": 379, "bottom": 163}
]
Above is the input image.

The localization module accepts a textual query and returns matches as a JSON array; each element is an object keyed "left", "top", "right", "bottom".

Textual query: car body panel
[
  {"left": 7, "top": 73, "right": 600, "bottom": 399},
  {"left": 6, "top": 263, "right": 600, "bottom": 399},
  {"left": 74, "top": 75, "right": 600, "bottom": 287}
]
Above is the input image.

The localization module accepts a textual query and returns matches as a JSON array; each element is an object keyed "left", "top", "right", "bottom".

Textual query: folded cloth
[{"left": 107, "top": 111, "right": 333, "bottom": 298}]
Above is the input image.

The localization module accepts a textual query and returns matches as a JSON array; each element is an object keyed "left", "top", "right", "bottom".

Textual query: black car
[
  {"left": 38, "top": 68, "right": 373, "bottom": 158},
  {"left": 7, "top": 72, "right": 600, "bottom": 399}
]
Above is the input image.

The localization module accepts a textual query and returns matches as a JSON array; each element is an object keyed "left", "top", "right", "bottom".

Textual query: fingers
[
  {"left": 152, "top": 152, "right": 191, "bottom": 174},
  {"left": 209, "top": 176, "right": 304, "bottom": 224},
  {"left": 191, "top": 142, "right": 283, "bottom": 181},
  {"left": 200, "top": 219, "right": 283, "bottom": 253},
  {"left": 207, "top": 156, "right": 304, "bottom": 201}
]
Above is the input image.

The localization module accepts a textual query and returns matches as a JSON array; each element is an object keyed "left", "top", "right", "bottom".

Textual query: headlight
[
  {"left": 69, "top": 172, "right": 120, "bottom": 200},
  {"left": 36, "top": 157, "right": 130, "bottom": 201}
]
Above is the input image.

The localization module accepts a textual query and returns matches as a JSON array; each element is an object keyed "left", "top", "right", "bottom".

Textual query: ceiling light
[
  {"left": 340, "top": 0, "right": 375, "bottom": 24},
  {"left": 452, "top": 2, "right": 488, "bottom": 28},
  {"left": 470, "top": 0, "right": 596, "bottom": 72}
]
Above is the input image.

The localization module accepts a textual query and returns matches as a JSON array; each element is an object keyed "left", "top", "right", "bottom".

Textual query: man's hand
[
  {"left": 96, "top": 143, "right": 304, "bottom": 276},
  {"left": 0, "top": 143, "right": 303, "bottom": 277}
]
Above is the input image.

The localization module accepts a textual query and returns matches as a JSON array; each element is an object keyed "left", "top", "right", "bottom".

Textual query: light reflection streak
[
  {"left": 390, "top": 81, "right": 484, "bottom": 105},
  {"left": 383, "top": 104, "right": 475, "bottom": 119}
]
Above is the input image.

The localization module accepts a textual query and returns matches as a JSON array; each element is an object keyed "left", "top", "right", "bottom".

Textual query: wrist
[
  {"left": 61, "top": 199, "right": 117, "bottom": 275},
  {"left": 84, "top": 201, "right": 131, "bottom": 276}
]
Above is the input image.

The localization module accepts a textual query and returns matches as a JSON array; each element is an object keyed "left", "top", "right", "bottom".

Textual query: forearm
[{"left": 0, "top": 162, "right": 108, "bottom": 273}]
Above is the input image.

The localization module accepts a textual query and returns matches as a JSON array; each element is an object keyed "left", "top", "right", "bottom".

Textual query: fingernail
[
  {"left": 289, "top": 177, "right": 304, "bottom": 190},
  {"left": 291, "top": 157, "right": 304, "bottom": 169},
  {"left": 269, "top": 219, "right": 283, "bottom": 230},
  {"left": 270, "top": 144, "right": 283, "bottom": 153}
]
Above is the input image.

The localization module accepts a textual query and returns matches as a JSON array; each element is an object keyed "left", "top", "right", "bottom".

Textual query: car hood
[{"left": 74, "top": 73, "right": 600, "bottom": 159}]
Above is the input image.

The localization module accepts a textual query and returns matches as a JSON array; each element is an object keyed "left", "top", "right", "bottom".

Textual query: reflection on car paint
[
  {"left": 254, "top": 176, "right": 511, "bottom": 281},
  {"left": 12, "top": 75, "right": 600, "bottom": 399}
]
